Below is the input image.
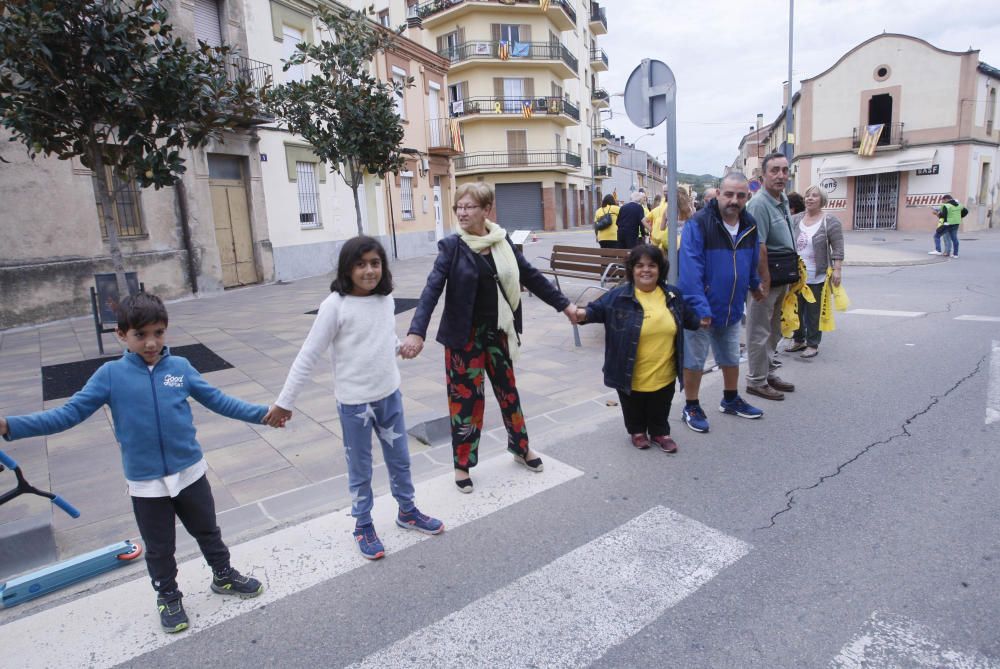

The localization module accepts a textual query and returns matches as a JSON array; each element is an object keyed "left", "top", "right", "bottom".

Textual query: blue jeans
[
  {"left": 944, "top": 225, "right": 959, "bottom": 255},
  {"left": 933, "top": 226, "right": 953, "bottom": 254},
  {"left": 683, "top": 321, "right": 742, "bottom": 370},
  {"left": 337, "top": 389, "right": 416, "bottom": 526}
]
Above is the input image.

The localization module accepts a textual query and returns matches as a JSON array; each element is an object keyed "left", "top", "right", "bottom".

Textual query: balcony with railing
[
  {"left": 426, "top": 118, "right": 464, "bottom": 155},
  {"left": 415, "top": 0, "right": 575, "bottom": 30},
  {"left": 440, "top": 40, "right": 578, "bottom": 78},
  {"left": 589, "top": 3, "right": 608, "bottom": 34},
  {"left": 223, "top": 55, "right": 273, "bottom": 124},
  {"left": 449, "top": 96, "right": 580, "bottom": 125},
  {"left": 591, "top": 88, "right": 609, "bottom": 108},
  {"left": 594, "top": 164, "right": 611, "bottom": 177},
  {"left": 589, "top": 47, "right": 608, "bottom": 72},
  {"left": 454, "top": 149, "right": 581, "bottom": 174},
  {"left": 852, "top": 122, "right": 905, "bottom": 150},
  {"left": 592, "top": 126, "right": 613, "bottom": 144}
]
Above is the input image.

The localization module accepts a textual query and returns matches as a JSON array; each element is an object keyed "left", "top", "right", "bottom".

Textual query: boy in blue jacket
[{"left": 0, "top": 293, "right": 273, "bottom": 633}]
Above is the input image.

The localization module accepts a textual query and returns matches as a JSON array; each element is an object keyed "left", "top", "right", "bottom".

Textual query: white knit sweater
[{"left": 276, "top": 293, "right": 401, "bottom": 407}]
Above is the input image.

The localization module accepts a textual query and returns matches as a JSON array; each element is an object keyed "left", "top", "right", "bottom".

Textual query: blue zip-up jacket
[
  {"left": 678, "top": 201, "right": 761, "bottom": 327},
  {"left": 584, "top": 281, "right": 701, "bottom": 394},
  {"left": 2, "top": 348, "right": 267, "bottom": 480}
]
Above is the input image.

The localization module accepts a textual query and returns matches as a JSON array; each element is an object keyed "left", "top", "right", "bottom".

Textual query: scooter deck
[{"left": 1, "top": 540, "right": 142, "bottom": 608}]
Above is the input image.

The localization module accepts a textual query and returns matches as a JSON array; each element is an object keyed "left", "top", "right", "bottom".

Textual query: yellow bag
[
  {"left": 817, "top": 266, "right": 850, "bottom": 331},
  {"left": 780, "top": 258, "right": 814, "bottom": 338},
  {"left": 832, "top": 280, "right": 850, "bottom": 311}
]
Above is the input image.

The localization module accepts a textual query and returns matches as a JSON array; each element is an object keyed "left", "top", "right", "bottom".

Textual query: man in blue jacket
[
  {"left": 677, "top": 172, "right": 765, "bottom": 433},
  {"left": 0, "top": 293, "right": 275, "bottom": 633}
]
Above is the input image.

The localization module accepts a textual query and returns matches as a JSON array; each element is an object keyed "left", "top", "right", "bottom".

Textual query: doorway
[
  {"left": 868, "top": 94, "right": 893, "bottom": 146},
  {"left": 853, "top": 172, "right": 899, "bottom": 230},
  {"left": 208, "top": 155, "right": 258, "bottom": 287},
  {"left": 433, "top": 178, "right": 444, "bottom": 240}
]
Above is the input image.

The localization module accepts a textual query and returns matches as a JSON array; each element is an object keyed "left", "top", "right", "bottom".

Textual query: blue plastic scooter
[{"left": 0, "top": 449, "right": 142, "bottom": 608}]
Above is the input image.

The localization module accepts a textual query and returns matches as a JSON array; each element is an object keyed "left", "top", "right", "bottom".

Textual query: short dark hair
[
  {"left": 625, "top": 244, "right": 668, "bottom": 285},
  {"left": 116, "top": 292, "right": 168, "bottom": 332},
  {"left": 601, "top": 194, "right": 616, "bottom": 207},
  {"left": 761, "top": 151, "right": 787, "bottom": 173},
  {"left": 787, "top": 192, "right": 805, "bottom": 215},
  {"left": 330, "top": 236, "right": 393, "bottom": 296}
]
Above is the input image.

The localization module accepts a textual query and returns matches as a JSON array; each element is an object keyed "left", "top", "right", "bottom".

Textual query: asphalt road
[{"left": 6, "top": 232, "right": 1000, "bottom": 669}]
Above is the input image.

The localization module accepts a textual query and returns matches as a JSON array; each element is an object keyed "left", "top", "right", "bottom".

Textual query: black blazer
[{"left": 408, "top": 234, "right": 571, "bottom": 349}]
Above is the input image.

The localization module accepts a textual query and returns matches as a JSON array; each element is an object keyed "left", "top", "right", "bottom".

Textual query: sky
[{"left": 598, "top": 0, "right": 1000, "bottom": 176}]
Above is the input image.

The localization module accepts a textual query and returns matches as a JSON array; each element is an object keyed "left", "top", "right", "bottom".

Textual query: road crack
[{"left": 757, "top": 354, "right": 987, "bottom": 530}]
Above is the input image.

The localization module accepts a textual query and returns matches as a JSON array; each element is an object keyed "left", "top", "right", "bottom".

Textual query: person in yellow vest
[{"left": 593, "top": 194, "right": 620, "bottom": 248}]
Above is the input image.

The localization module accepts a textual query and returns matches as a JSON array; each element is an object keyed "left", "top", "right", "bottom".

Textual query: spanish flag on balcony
[
  {"left": 451, "top": 119, "right": 464, "bottom": 153},
  {"left": 498, "top": 40, "right": 510, "bottom": 60},
  {"left": 522, "top": 101, "right": 533, "bottom": 119},
  {"left": 857, "top": 124, "right": 884, "bottom": 156}
]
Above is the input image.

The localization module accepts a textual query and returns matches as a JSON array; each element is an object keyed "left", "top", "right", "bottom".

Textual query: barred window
[
  {"left": 296, "top": 161, "right": 322, "bottom": 228},
  {"left": 93, "top": 168, "right": 146, "bottom": 239},
  {"left": 400, "top": 173, "right": 415, "bottom": 220}
]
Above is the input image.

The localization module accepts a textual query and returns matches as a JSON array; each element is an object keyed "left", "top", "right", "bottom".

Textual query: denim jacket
[
  {"left": 584, "top": 282, "right": 701, "bottom": 394},
  {"left": 408, "top": 234, "right": 570, "bottom": 349}
]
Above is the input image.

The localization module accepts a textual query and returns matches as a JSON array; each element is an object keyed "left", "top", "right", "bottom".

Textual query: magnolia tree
[
  {"left": 0, "top": 0, "right": 263, "bottom": 295},
  {"left": 267, "top": 8, "right": 411, "bottom": 236}
]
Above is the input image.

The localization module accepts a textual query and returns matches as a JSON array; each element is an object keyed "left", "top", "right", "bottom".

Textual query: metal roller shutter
[
  {"left": 194, "top": 0, "right": 223, "bottom": 48},
  {"left": 495, "top": 182, "right": 542, "bottom": 231}
]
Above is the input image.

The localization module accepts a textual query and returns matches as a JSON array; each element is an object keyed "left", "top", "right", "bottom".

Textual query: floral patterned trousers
[{"left": 445, "top": 324, "right": 529, "bottom": 472}]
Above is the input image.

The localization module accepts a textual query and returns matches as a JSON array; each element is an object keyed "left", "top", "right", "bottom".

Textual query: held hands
[
  {"left": 563, "top": 303, "right": 580, "bottom": 325},
  {"left": 263, "top": 405, "right": 292, "bottom": 428},
  {"left": 575, "top": 307, "right": 588, "bottom": 323},
  {"left": 0, "top": 416, "right": 7, "bottom": 436},
  {"left": 399, "top": 334, "right": 424, "bottom": 359}
]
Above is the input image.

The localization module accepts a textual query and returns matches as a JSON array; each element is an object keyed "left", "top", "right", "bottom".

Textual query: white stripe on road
[
  {"left": 0, "top": 454, "right": 583, "bottom": 669},
  {"left": 846, "top": 308, "right": 926, "bottom": 317},
  {"left": 347, "top": 506, "right": 751, "bottom": 669},
  {"left": 956, "top": 315, "right": 1000, "bottom": 322},
  {"left": 831, "top": 612, "right": 999, "bottom": 668},
  {"left": 987, "top": 340, "right": 1000, "bottom": 425}
]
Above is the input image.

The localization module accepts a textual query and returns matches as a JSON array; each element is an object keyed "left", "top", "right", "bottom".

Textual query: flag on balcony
[
  {"left": 522, "top": 101, "right": 533, "bottom": 119},
  {"left": 857, "top": 124, "right": 884, "bottom": 156},
  {"left": 451, "top": 120, "right": 464, "bottom": 153},
  {"left": 541, "top": 0, "right": 551, "bottom": 11},
  {"left": 498, "top": 40, "right": 510, "bottom": 60}
]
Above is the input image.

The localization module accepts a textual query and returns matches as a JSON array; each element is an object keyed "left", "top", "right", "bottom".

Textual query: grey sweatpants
[{"left": 745, "top": 284, "right": 788, "bottom": 386}]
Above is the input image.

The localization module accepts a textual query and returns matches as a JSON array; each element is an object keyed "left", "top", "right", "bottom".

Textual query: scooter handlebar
[{"left": 52, "top": 495, "right": 81, "bottom": 519}]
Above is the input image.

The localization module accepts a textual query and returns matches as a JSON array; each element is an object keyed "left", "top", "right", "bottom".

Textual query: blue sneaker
[
  {"left": 353, "top": 523, "right": 385, "bottom": 560},
  {"left": 719, "top": 395, "right": 764, "bottom": 419},
  {"left": 396, "top": 508, "right": 445, "bottom": 535},
  {"left": 682, "top": 404, "right": 710, "bottom": 433}
]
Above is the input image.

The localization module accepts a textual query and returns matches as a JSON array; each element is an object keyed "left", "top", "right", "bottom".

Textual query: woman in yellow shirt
[
  {"left": 647, "top": 188, "right": 693, "bottom": 252},
  {"left": 577, "top": 245, "right": 700, "bottom": 452},
  {"left": 594, "top": 194, "right": 620, "bottom": 248}
]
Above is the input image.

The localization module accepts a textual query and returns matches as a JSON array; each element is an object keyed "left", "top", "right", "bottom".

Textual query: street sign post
[{"left": 623, "top": 59, "right": 679, "bottom": 282}]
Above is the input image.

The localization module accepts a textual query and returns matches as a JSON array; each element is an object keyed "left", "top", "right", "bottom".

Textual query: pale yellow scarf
[{"left": 459, "top": 220, "right": 521, "bottom": 360}]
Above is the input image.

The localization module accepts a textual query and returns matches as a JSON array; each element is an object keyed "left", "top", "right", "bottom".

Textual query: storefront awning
[{"left": 817, "top": 147, "right": 937, "bottom": 178}]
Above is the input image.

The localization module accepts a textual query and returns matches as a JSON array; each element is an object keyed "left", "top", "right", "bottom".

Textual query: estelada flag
[
  {"left": 522, "top": 101, "right": 533, "bottom": 119},
  {"left": 498, "top": 40, "right": 510, "bottom": 60},
  {"left": 450, "top": 120, "right": 464, "bottom": 153},
  {"left": 857, "top": 124, "right": 884, "bottom": 156}
]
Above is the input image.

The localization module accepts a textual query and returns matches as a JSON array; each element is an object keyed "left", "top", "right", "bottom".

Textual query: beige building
[
  {"left": 747, "top": 34, "right": 999, "bottom": 232},
  {"left": 0, "top": 0, "right": 276, "bottom": 330},
  {"left": 368, "top": 0, "right": 611, "bottom": 231}
]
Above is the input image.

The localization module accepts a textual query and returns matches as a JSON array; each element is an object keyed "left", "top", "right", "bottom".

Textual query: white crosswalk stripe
[
  {"left": 831, "top": 612, "right": 1000, "bottom": 668},
  {"left": 955, "top": 315, "right": 1000, "bottom": 322},
  {"left": 0, "top": 454, "right": 584, "bottom": 669},
  {"left": 846, "top": 308, "right": 926, "bottom": 317},
  {"left": 346, "top": 506, "right": 752, "bottom": 669},
  {"left": 987, "top": 340, "right": 1000, "bottom": 425}
]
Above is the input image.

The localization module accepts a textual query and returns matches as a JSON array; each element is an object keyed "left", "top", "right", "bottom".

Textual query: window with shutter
[
  {"left": 400, "top": 173, "right": 415, "bottom": 220},
  {"left": 283, "top": 25, "right": 305, "bottom": 82},
  {"left": 296, "top": 162, "right": 322, "bottom": 228},
  {"left": 507, "top": 130, "right": 527, "bottom": 166},
  {"left": 193, "top": 0, "right": 223, "bottom": 47}
]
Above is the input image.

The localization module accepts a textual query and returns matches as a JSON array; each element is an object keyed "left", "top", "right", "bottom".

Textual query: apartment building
[
  {"left": 1, "top": 0, "right": 275, "bottom": 329},
  {"left": 369, "top": 0, "right": 611, "bottom": 231},
  {"left": 741, "top": 34, "right": 999, "bottom": 232}
]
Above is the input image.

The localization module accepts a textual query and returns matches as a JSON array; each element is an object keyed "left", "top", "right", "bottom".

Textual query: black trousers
[
  {"left": 598, "top": 239, "right": 620, "bottom": 249},
  {"left": 793, "top": 282, "right": 825, "bottom": 348},
  {"left": 617, "top": 382, "right": 675, "bottom": 436},
  {"left": 131, "top": 474, "right": 230, "bottom": 595}
]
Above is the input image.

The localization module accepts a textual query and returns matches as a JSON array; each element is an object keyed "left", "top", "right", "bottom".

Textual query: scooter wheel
[{"left": 117, "top": 541, "right": 144, "bottom": 560}]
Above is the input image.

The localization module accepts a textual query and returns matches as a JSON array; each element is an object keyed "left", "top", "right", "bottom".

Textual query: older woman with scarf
[
  {"left": 400, "top": 182, "right": 577, "bottom": 493},
  {"left": 788, "top": 185, "right": 845, "bottom": 358}
]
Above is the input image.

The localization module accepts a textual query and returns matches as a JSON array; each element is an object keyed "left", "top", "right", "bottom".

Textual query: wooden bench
[{"left": 536, "top": 245, "right": 629, "bottom": 346}]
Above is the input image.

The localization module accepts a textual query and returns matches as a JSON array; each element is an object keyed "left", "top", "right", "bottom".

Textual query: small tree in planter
[
  {"left": 0, "top": 0, "right": 264, "bottom": 296},
  {"left": 267, "top": 7, "right": 411, "bottom": 237}
]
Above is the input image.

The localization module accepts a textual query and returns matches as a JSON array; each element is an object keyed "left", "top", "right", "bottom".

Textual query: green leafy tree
[
  {"left": 0, "top": 0, "right": 263, "bottom": 296},
  {"left": 267, "top": 7, "right": 411, "bottom": 237}
]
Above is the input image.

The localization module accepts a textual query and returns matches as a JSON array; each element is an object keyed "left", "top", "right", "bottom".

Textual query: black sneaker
[
  {"left": 211, "top": 566, "right": 264, "bottom": 598},
  {"left": 156, "top": 592, "right": 189, "bottom": 633}
]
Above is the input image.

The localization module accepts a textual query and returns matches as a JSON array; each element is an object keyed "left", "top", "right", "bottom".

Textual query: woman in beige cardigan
[{"left": 789, "top": 185, "right": 845, "bottom": 358}]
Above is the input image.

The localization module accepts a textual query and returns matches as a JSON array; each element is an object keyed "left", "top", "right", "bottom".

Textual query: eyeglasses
[{"left": 453, "top": 204, "right": 482, "bottom": 213}]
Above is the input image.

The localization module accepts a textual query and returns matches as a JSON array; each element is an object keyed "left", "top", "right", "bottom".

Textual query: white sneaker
[
  {"left": 951, "top": 254, "right": 959, "bottom": 259},
  {"left": 927, "top": 250, "right": 942, "bottom": 255}
]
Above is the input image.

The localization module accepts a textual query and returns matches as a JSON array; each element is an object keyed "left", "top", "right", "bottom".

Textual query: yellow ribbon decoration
[
  {"left": 818, "top": 266, "right": 850, "bottom": 332},
  {"left": 780, "top": 258, "right": 813, "bottom": 338}
]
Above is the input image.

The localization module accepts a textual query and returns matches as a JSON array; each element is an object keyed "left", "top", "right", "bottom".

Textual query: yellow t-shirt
[
  {"left": 631, "top": 286, "right": 678, "bottom": 391},
  {"left": 647, "top": 203, "right": 668, "bottom": 249},
  {"left": 594, "top": 205, "right": 620, "bottom": 242}
]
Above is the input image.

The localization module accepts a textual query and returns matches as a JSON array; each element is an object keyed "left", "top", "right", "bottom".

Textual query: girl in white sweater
[{"left": 265, "top": 237, "right": 443, "bottom": 560}]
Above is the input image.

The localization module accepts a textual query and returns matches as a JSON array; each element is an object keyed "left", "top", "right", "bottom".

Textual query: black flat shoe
[
  {"left": 513, "top": 454, "right": 544, "bottom": 472},
  {"left": 455, "top": 477, "right": 474, "bottom": 493}
]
